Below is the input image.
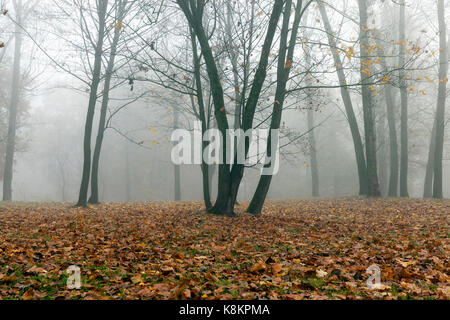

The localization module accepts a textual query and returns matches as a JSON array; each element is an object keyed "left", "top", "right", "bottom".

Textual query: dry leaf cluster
[{"left": 0, "top": 198, "right": 448, "bottom": 300}]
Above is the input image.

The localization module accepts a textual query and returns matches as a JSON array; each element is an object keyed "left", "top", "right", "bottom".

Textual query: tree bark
[{"left": 76, "top": 0, "right": 108, "bottom": 207}]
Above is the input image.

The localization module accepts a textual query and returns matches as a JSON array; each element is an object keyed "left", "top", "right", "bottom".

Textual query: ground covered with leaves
[{"left": 0, "top": 198, "right": 448, "bottom": 300}]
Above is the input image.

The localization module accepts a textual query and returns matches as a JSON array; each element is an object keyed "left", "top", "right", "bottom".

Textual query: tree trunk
[
  {"left": 125, "top": 140, "right": 131, "bottom": 202},
  {"left": 398, "top": 0, "right": 409, "bottom": 197},
  {"left": 186, "top": 5, "right": 231, "bottom": 215},
  {"left": 89, "top": 0, "right": 125, "bottom": 204},
  {"left": 308, "top": 108, "right": 319, "bottom": 197},
  {"left": 376, "top": 98, "right": 388, "bottom": 196},
  {"left": 375, "top": 0, "right": 399, "bottom": 197},
  {"left": 319, "top": 4, "right": 368, "bottom": 196},
  {"left": 76, "top": 0, "right": 108, "bottom": 207},
  {"left": 358, "top": 0, "right": 381, "bottom": 197},
  {"left": 173, "top": 106, "right": 181, "bottom": 201},
  {"left": 190, "top": 27, "right": 211, "bottom": 209},
  {"left": 303, "top": 28, "right": 319, "bottom": 198},
  {"left": 177, "top": 0, "right": 285, "bottom": 215},
  {"left": 424, "top": 119, "right": 436, "bottom": 198},
  {"left": 432, "top": 0, "right": 448, "bottom": 199},
  {"left": 178, "top": 0, "right": 284, "bottom": 215},
  {"left": 3, "top": 0, "right": 22, "bottom": 202},
  {"left": 384, "top": 76, "right": 399, "bottom": 197},
  {"left": 248, "top": 0, "right": 305, "bottom": 214}
]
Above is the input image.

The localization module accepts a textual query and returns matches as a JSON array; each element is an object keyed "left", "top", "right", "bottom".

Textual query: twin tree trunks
[{"left": 65, "top": 0, "right": 447, "bottom": 214}]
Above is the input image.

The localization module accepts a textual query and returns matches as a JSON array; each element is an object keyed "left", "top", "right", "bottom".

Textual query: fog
[{"left": 1, "top": 0, "right": 449, "bottom": 208}]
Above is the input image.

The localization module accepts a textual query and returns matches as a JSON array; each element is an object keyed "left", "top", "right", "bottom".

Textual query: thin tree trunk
[
  {"left": 190, "top": 27, "right": 212, "bottom": 209},
  {"left": 89, "top": 0, "right": 125, "bottom": 204},
  {"left": 376, "top": 0, "right": 399, "bottom": 197},
  {"left": 319, "top": 4, "right": 368, "bottom": 196},
  {"left": 308, "top": 108, "right": 319, "bottom": 197},
  {"left": 376, "top": 99, "right": 388, "bottom": 196},
  {"left": 424, "top": 119, "right": 436, "bottom": 198},
  {"left": 433, "top": 0, "right": 448, "bottom": 199},
  {"left": 3, "top": 0, "right": 22, "bottom": 202},
  {"left": 303, "top": 28, "right": 319, "bottom": 198},
  {"left": 358, "top": 0, "right": 381, "bottom": 197},
  {"left": 185, "top": 4, "right": 231, "bottom": 215},
  {"left": 57, "top": 157, "right": 67, "bottom": 202},
  {"left": 173, "top": 106, "right": 181, "bottom": 201},
  {"left": 76, "top": 0, "right": 108, "bottom": 207},
  {"left": 398, "top": 0, "right": 409, "bottom": 197},
  {"left": 125, "top": 140, "right": 131, "bottom": 202},
  {"left": 385, "top": 84, "right": 399, "bottom": 197}
]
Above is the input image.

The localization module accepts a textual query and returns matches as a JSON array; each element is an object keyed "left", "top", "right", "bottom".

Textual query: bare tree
[
  {"left": 176, "top": 0, "right": 287, "bottom": 215},
  {"left": 89, "top": 0, "right": 128, "bottom": 204},
  {"left": 319, "top": 1, "right": 368, "bottom": 196},
  {"left": 76, "top": 0, "right": 109, "bottom": 207},
  {"left": 248, "top": 0, "right": 310, "bottom": 214},
  {"left": 3, "top": 0, "right": 23, "bottom": 201}
]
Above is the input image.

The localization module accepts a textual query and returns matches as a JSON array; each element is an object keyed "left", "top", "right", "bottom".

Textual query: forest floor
[{"left": 0, "top": 198, "right": 448, "bottom": 300}]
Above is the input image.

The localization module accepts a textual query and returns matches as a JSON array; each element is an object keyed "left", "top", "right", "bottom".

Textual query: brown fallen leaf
[
  {"left": 205, "top": 271, "right": 219, "bottom": 282},
  {"left": 137, "top": 287, "right": 154, "bottom": 298},
  {"left": 26, "top": 266, "right": 48, "bottom": 275},
  {"left": 249, "top": 261, "right": 267, "bottom": 273},
  {"left": 182, "top": 288, "right": 191, "bottom": 299},
  {"left": 173, "top": 252, "right": 184, "bottom": 260},
  {"left": 22, "top": 288, "right": 35, "bottom": 300},
  {"left": 131, "top": 274, "right": 143, "bottom": 284},
  {"left": 272, "top": 263, "right": 283, "bottom": 275},
  {"left": 284, "top": 293, "right": 304, "bottom": 300},
  {"left": 160, "top": 266, "right": 174, "bottom": 274}
]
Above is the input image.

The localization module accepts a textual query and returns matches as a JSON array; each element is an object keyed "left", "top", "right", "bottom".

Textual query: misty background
[{"left": 1, "top": 0, "right": 449, "bottom": 204}]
